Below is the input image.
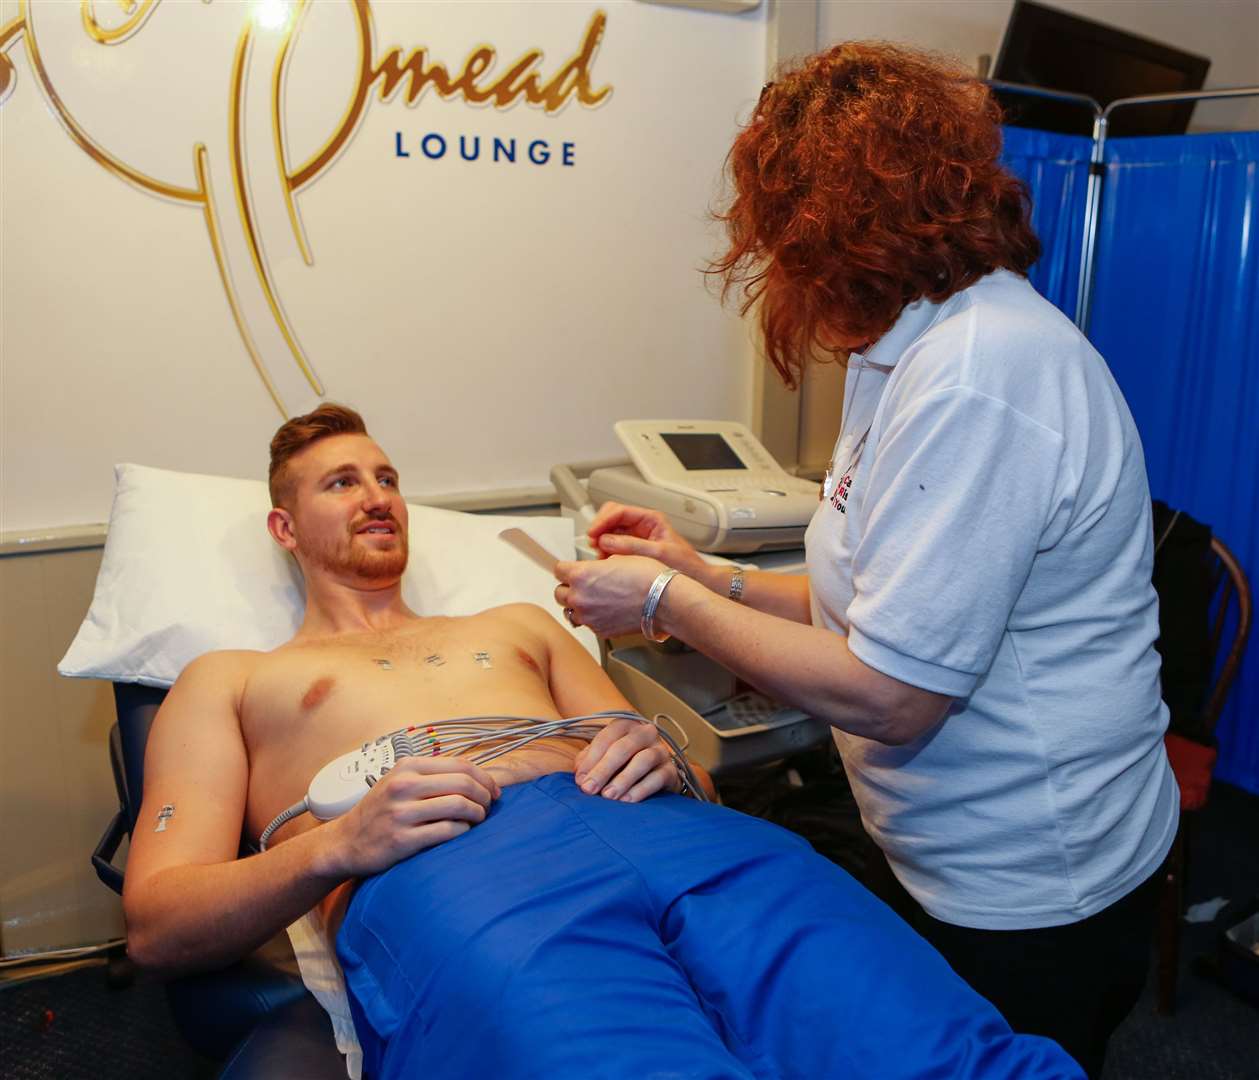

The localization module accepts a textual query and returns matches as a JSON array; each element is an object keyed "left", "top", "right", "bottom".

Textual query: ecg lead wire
[{"left": 259, "top": 711, "right": 709, "bottom": 850}]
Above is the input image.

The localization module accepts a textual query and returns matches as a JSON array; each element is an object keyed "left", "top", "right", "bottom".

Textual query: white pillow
[{"left": 59, "top": 463, "right": 594, "bottom": 687}]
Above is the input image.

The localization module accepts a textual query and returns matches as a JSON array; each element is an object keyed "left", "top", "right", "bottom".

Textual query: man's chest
[{"left": 239, "top": 625, "right": 555, "bottom": 757}]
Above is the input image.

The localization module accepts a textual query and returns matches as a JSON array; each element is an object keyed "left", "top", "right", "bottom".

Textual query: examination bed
[{"left": 65, "top": 463, "right": 598, "bottom": 1077}]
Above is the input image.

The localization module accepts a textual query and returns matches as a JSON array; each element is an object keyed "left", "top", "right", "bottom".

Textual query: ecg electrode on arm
[{"left": 258, "top": 710, "right": 708, "bottom": 851}]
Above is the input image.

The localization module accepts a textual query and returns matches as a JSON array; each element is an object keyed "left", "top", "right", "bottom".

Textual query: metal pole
[
  {"left": 1076, "top": 113, "right": 1108, "bottom": 334},
  {"left": 985, "top": 80, "right": 1101, "bottom": 328},
  {"left": 1102, "top": 85, "right": 1259, "bottom": 121},
  {"left": 991, "top": 81, "right": 1259, "bottom": 336},
  {"left": 1078, "top": 86, "right": 1259, "bottom": 335},
  {"left": 985, "top": 80, "right": 1101, "bottom": 114}
]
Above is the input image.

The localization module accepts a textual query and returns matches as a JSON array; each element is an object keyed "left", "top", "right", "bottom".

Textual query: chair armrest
[{"left": 92, "top": 809, "right": 128, "bottom": 895}]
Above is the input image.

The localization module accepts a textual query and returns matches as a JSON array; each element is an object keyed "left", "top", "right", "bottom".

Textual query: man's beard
[{"left": 304, "top": 518, "right": 409, "bottom": 582}]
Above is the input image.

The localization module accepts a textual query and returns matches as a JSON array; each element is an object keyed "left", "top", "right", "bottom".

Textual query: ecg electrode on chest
[{"left": 258, "top": 710, "right": 708, "bottom": 850}]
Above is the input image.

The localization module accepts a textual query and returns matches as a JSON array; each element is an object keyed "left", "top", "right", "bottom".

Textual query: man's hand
[
  {"left": 574, "top": 717, "right": 680, "bottom": 803},
  {"left": 322, "top": 757, "right": 501, "bottom": 878}
]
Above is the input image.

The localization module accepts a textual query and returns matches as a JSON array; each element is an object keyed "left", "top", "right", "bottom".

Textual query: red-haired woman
[{"left": 555, "top": 43, "right": 1175, "bottom": 1079}]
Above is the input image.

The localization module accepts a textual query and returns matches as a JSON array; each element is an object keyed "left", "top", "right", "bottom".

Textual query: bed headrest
[{"left": 59, "top": 463, "right": 593, "bottom": 688}]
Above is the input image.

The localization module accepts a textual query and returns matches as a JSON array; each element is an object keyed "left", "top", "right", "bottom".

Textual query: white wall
[
  {"left": 0, "top": 0, "right": 768, "bottom": 533},
  {"left": 5, "top": 0, "right": 1254, "bottom": 536},
  {"left": 817, "top": 0, "right": 1259, "bottom": 129}
]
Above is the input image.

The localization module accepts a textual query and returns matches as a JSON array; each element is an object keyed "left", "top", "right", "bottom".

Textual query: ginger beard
[{"left": 300, "top": 513, "right": 410, "bottom": 583}]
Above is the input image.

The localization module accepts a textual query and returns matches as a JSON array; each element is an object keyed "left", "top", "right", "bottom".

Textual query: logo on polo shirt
[{"left": 830, "top": 470, "right": 853, "bottom": 514}]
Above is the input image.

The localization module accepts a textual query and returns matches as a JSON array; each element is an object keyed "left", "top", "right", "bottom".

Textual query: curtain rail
[{"left": 988, "top": 80, "right": 1259, "bottom": 333}]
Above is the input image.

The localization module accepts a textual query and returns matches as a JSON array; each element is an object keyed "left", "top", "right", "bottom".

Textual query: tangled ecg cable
[{"left": 260, "top": 711, "right": 708, "bottom": 851}]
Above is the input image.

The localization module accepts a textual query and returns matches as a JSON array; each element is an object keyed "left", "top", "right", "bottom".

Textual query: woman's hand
[
  {"left": 573, "top": 716, "right": 681, "bottom": 803},
  {"left": 554, "top": 554, "right": 665, "bottom": 638},
  {"left": 587, "top": 503, "right": 711, "bottom": 581}
]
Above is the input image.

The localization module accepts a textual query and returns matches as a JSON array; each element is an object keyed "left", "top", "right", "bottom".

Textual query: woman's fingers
[
  {"left": 593, "top": 523, "right": 705, "bottom": 580},
  {"left": 588, "top": 502, "right": 671, "bottom": 549},
  {"left": 553, "top": 569, "right": 580, "bottom": 625},
  {"left": 596, "top": 533, "right": 659, "bottom": 558},
  {"left": 553, "top": 556, "right": 664, "bottom": 638}
]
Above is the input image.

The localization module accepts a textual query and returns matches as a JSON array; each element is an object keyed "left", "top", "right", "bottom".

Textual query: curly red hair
[{"left": 712, "top": 42, "right": 1040, "bottom": 388}]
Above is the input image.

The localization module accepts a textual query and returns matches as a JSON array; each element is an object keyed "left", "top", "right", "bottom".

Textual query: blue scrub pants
[{"left": 336, "top": 773, "right": 1081, "bottom": 1080}]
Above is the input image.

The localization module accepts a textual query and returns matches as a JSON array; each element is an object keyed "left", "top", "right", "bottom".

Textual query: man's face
[{"left": 281, "top": 433, "right": 410, "bottom": 583}]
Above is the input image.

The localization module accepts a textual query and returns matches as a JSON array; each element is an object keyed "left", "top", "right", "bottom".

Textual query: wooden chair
[{"left": 1156, "top": 535, "right": 1251, "bottom": 1014}]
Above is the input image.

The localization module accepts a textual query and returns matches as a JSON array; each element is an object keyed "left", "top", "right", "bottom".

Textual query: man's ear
[{"left": 267, "top": 507, "right": 298, "bottom": 552}]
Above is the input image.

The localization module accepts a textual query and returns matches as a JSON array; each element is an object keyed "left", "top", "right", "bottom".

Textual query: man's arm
[{"left": 123, "top": 652, "right": 499, "bottom": 976}]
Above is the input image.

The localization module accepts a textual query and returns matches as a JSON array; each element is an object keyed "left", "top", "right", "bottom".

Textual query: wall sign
[{"left": 0, "top": 0, "right": 612, "bottom": 416}]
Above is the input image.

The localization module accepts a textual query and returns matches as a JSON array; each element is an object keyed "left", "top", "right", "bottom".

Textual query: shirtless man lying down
[{"left": 123, "top": 404, "right": 1083, "bottom": 1080}]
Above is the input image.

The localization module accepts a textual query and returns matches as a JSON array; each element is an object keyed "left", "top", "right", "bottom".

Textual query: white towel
[{"left": 286, "top": 908, "right": 363, "bottom": 1079}]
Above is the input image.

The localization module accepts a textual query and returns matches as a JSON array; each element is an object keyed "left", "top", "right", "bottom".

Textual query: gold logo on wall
[{"left": 0, "top": 1, "right": 612, "bottom": 416}]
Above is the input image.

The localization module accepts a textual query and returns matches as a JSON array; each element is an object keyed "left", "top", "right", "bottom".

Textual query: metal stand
[{"left": 988, "top": 81, "right": 1259, "bottom": 333}]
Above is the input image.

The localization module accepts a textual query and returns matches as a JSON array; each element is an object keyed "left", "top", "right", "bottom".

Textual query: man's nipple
[{"left": 301, "top": 676, "right": 336, "bottom": 711}]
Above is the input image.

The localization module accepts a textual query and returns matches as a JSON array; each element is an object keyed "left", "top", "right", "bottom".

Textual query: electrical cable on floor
[{"left": 0, "top": 939, "right": 125, "bottom": 969}]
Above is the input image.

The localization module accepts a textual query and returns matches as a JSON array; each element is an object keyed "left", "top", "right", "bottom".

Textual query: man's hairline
[{"left": 270, "top": 432, "right": 394, "bottom": 513}]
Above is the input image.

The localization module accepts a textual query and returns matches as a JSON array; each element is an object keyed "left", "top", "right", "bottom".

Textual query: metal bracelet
[
  {"left": 728, "top": 566, "right": 745, "bottom": 603},
  {"left": 640, "top": 569, "right": 680, "bottom": 643}
]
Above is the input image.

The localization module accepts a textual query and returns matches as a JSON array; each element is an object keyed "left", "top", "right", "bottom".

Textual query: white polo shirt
[{"left": 805, "top": 269, "right": 1178, "bottom": 929}]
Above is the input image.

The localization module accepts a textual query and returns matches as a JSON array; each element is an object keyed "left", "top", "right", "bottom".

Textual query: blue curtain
[
  {"left": 1000, "top": 127, "right": 1094, "bottom": 320},
  {"left": 1010, "top": 127, "right": 1259, "bottom": 794},
  {"left": 1089, "top": 132, "right": 1259, "bottom": 796}
]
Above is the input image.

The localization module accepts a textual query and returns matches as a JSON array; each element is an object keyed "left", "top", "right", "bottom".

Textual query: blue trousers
[{"left": 336, "top": 773, "right": 1081, "bottom": 1080}]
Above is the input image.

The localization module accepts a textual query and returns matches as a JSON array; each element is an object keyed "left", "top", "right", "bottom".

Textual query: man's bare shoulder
[
  {"left": 170, "top": 649, "right": 265, "bottom": 695},
  {"left": 145, "top": 651, "right": 262, "bottom": 750}
]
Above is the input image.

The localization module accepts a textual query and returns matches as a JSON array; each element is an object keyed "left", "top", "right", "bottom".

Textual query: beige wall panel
[
  {"left": 798, "top": 358, "right": 847, "bottom": 473},
  {"left": 0, "top": 546, "right": 123, "bottom": 957},
  {"left": 750, "top": 359, "right": 805, "bottom": 471},
  {"left": 766, "top": 0, "right": 819, "bottom": 68},
  {"left": 749, "top": 0, "right": 821, "bottom": 466}
]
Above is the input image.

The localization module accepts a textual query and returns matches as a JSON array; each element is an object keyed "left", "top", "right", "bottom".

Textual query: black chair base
[{"left": 218, "top": 994, "right": 350, "bottom": 1080}]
